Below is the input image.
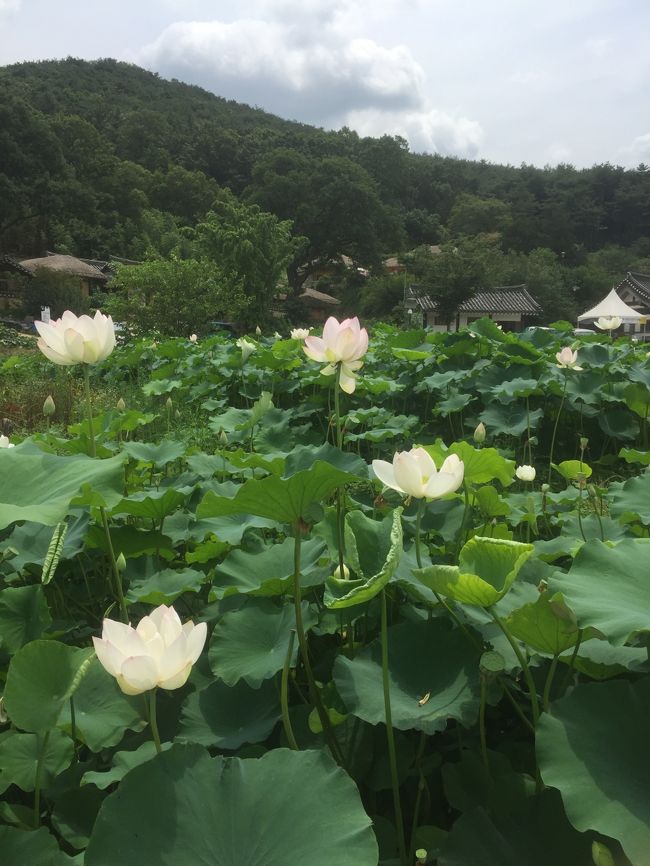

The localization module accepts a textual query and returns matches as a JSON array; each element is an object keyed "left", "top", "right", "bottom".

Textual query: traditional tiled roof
[
  {"left": 298, "top": 287, "right": 341, "bottom": 306},
  {"left": 616, "top": 272, "right": 650, "bottom": 306},
  {"left": 407, "top": 284, "right": 541, "bottom": 315},
  {"left": 0, "top": 253, "right": 33, "bottom": 277}
]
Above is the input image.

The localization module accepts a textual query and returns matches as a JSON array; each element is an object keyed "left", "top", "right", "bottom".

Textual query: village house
[
  {"left": 405, "top": 284, "right": 542, "bottom": 332},
  {"left": 612, "top": 272, "right": 650, "bottom": 337}
]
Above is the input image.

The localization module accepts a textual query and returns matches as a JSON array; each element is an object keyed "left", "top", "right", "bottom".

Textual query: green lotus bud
[
  {"left": 116, "top": 397, "right": 126, "bottom": 412},
  {"left": 415, "top": 850, "right": 427, "bottom": 865},
  {"left": 473, "top": 422, "right": 486, "bottom": 443},
  {"left": 580, "top": 436, "right": 589, "bottom": 451},
  {"left": 0, "top": 696, "right": 7, "bottom": 725},
  {"left": 165, "top": 397, "right": 173, "bottom": 412},
  {"left": 592, "top": 841, "right": 614, "bottom": 866},
  {"left": 116, "top": 552, "right": 127, "bottom": 572},
  {"left": 218, "top": 429, "right": 228, "bottom": 445},
  {"left": 541, "top": 483, "right": 550, "bottom": 493},
  {"left": 42, "top": 394, "right": 55, "bottom": 417},
  {"left": 255, "top": 325, "right": 262, "bottom": 336},
  {"left": 333, "top": 563, "right": 350, "bottom": 580},
  {"left": 175, "top": 409, "right": 181, "bottom": 420}
]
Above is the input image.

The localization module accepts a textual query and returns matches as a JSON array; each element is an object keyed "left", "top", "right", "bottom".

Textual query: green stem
[
  {"left": 408, "top": 731, "right": 429, "bottom": 864},
  {"left": 281, "top": 630, "right": 299, "bottom": 750},
  {"left": 33, "top": 730, "right": 50, "bottom": 827},
  {"left": 497, "top": 676, "right": 535, "bottom": 734},
  {"left": 333, "top": 364, "right": 346, "bottom": 580},
  {"left": 293, "top": 527, "right": 345, "bottom": 765},
  {"left": 479, "top": 674, "right": 489, "bottom": 773},
  {"left": 547, "top": 373, "right": 568, "bottom": 484},
  {"left": 69, "top": 695, "right": 77, "bottom": 756},
  {"left": 82, "top": 365, "right": 96, "bottom": 459},
  {"left": 560, "top": 628, "right": 584, "bottom": 691},
  {"left": 381, "top": 589, "right": 407, "bottom": 866},
  {"left": 414, "top": 499, "right": 425, "bottom": 568},
  {"left": 489, "top": 608, "right": 540, "bottom": 725},
  {"left": 148, "top": 689, "right": 162, "bottom": 754},
  {"left": 542, "top": 654, "right": 560, "bottom": 712}
]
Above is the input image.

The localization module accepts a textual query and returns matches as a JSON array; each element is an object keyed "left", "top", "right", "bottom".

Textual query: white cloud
[
  {"left": 0, "top": 0, "right": 20, "bottom": 12},
  {"left": 343, "top": 106, "right": 484, "bottom": 158},
  {"left": 140, "top": 19, "right": 425, "bottom": 123},
  {"left": 617, "top": 133, "right": 650, "bottom": 167}
]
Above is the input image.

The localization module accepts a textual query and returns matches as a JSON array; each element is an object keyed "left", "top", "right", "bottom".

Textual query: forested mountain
[{"left": 2, "top": 57, "right": 650, "bottom": 322}]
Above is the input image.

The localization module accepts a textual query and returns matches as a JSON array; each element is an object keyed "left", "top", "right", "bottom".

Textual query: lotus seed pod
[
  {"left": 43, "top": 394, "right": 55, "bottom": 417},
  {"left": 116, "top": 397, "right": 126, "bottom": 411},
  {"left": 415, "top": 850, "right": 427, "bottom": 865},
  {"left": 116, "top": 552, "right": 127, "bottom": 572}
]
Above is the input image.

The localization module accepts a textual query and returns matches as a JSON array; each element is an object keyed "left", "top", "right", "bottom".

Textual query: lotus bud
[
  {"left": 189, "top": 333, "right": 198, "bottom": 343},
  {"left": 43, "top": 394, "right": 56, "bottom": 417},
  {"left": 116, "top": 397, "right": 126, "bottom": 412},
  {"left": 255, "top": 325, "right": 261, "bottom": 335},
  {"left": 333, "top": 563, "right": 350, "bottom": 580},
  {"left": 473, "top": 422, "right": 486, "bottom": 443},
  {"left": 592, "top": 841, "right": 615, "bottom": 866},
  {"left": 218, "top": 429, "right": 228, "bottom": 445},
  {"left": 0, "top": 435, "right": 14, "bottom": 449},
  {"left": 579, "top": 436, "right": 589, "bottom": 451},
  {"left": 541, "top": 483, "right": 550, "bottom": 493},
  {"left": 116, "top": 552, "right": 127, "bottom": 572},
  {"left": 165, "top": 397, "right": 173, "bottom": 412},
  {"left": 0, "top": 696, "right": 7, "bottom": 725},
  {"left": 415, "top": 850, "right": 428, "bottom": 865}
]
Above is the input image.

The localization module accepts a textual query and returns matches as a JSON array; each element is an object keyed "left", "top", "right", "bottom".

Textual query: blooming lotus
[
  {"left": 0, "top": 435, "right": 14, "bottom": 449},
  {"left": 555, "top": 347, "right": 582, "bottom": 370},
  {"left": 93, "top": 604, "right": 207, "bottom": 695},
  {"left": 303, "top": 316, "right": 368, "bottom": 393},
  {"left": 35, "top": 310, "right": 116, "bottom": 366},
  {"left": 372, "top": 448, "right": 464, "bottom": 499},
  {"left": 236, "top": 337, "right": 256, "bottom": 362},
  {"left": 595, "top": 316, "right": 622, "bottom": 331},
  {"left": 291, "top": 327, "right": 311, "bottom": 340},
  {"left": 189, "top": 333, "right": 198, "bottom": 342},
  {"left": 515, "top": 464, "right": 536, "bottom": 482}
]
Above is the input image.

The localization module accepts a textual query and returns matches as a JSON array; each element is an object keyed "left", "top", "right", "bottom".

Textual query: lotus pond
[{"left": 1, "top": 318, "right": 649, "bottom": 866}]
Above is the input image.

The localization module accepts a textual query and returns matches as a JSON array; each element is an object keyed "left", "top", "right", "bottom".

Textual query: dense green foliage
[
  {"left": 3, "top": 58, "right": 650, "bottom": 320},
  {"left": 1, "top": 323, "right": 650, "bottom": 864}
]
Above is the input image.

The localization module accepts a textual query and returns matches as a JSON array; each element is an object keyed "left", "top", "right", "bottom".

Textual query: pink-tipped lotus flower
[
  {"left": 93, "top": 604, "right": 207, "bottom": 695},
  {"left": 372, "top": 448, "right": 464, "bottom": 500},
  {"left": 35, "top": 310, "right": 116, "bottom": 366},
  {"left": 555, "top": 347, "right": 582, "bottom": 370},
  {"left": 303, "top": 316, "right": 368, "bottom": 393}
]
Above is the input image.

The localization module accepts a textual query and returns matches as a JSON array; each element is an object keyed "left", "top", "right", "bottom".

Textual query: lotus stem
[
  {"left": 542, "top": 654, "right": 560, "bottom": 712},
  {"left": 281, "top": 630, "right": 299, "bottom": 750},
  {"left": 479, "top": 673, "right": 489, "bottom": 773},
  {"left": 380, "top": 589, "right": 407, "bottom": 866},
  {"left": 488, "top": 608, "right": 540, "bottom": 726},
  {"left": 148, "top": 688, "right": 162, "bottom": 754},
  {"left": 33, "top": 730, "right": 50, "bottom": 827},
  {"left": 408, "top": 731, "right": 429, "bottom": 864},
  {"left": 547, "top": 372, "right": 568, "bottom": 484},
  {"left": 333, "top": 364, "right": 346, "bottom": 581}
]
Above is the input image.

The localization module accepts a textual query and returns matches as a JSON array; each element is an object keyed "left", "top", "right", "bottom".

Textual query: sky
[{"left": 1, "top": 0, "right": 649, "bottom": 168}]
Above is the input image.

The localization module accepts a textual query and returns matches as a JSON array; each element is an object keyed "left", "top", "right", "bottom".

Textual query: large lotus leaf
[
  {"left": 121, "top": 440, "right": 186, "bottom": 467},
  {"left": 4, "top": 641, "right": 94, "bottom": 732},
  {"left": 618, "top": 448, "right": 650, "bottom": 467},
  {"left": 479, "top": 403, "right": 544, "bottom": 437},
  {"left": 537, "top": 678, "right": 650, "bottom": 866},
  {"left": 111, "top": 487, "right": 189, "bottom": 521},
  {"left": 441, "top": 749, "right": 535, "bottom": 818},
  {"left": 415, "top": 537, "right": 534, "bottom": 607},
  {"left": 56, "top": 658, "right": 146, "bottom": 751},
  {"left": 86, "top": 524, "right": 174, "bottom": 559},
  {"left": 424, "top": 441, "right": 515, "bottom": 487},
  {"left": 624, "top": 382, "right": 650, "bottom": 418},
  {"left": 435, "top": 392, "right": 475, "bottom": 416},
  {"left": 179, "top": 679, "right": 281, "bottom": 748},
  {"left": 82, "top": 741, "right": 170, "bottom": 790},
  {"left": 547, "top": 538, "right": 650, "bottom": 645},
  {"left": 558, "top": 639, "right": 648, "bottom": 681},
  {"left": 0, "top": 451, "right": 124, "bottom": 529},
  {"left": 439, "top": 789, "right": 592, "bottom": 866},
  {"left": 609, "top": 471, "right": 650, "bottom": 525},
  {"left": 192, "top": 513, "right": 277, "bottom": 545},
  {"left": 5, "top": 511, "right": 88, "bottom": 574},
  {"left": 126, "top": 567, "right": 205, "bottom": 604},
  {"left": 325, "top": 508, "right": 402, "bottom": 609},
  {"left": 85, "top": 746, "right": 378, "bottom": 866},
  {"left": 504, "top": 591, "right": 581, "bottom": 655},
  {"left": 197, "top": 460, "right": 355, "bottom": 523},
  {"left": 210, "top": 536, "right": 327, "bottom": 599},
  {"left": 283, "top": 442, "right": 368, "bottom": 479},
  {"left": 489, "top": 376, "right": 540, "bottom": 402},
  {"left": 598, "top": 408, "right": 639, "bottom": 441},
  {"left": 0, "top": 585, "right": 52, "bottom": 653},
  {"left": 208, "top": 598, "right": 316, "bottom": 687},
  {"left": 0, "top": 825, "right": 74, "bottom": 866},
  {"left": 334, "top": 619, "right": 481, "bottom": 733},
  {"left": 0, "top": 729, "right": 73, "bottom": 794},
  {"left": 475, "top": 485, "right": 510, "bottom": 518}
]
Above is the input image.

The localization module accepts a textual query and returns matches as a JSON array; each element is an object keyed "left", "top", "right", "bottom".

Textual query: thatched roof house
[{"left": 20, "top": 254, "right": 108, "bottom": 284}]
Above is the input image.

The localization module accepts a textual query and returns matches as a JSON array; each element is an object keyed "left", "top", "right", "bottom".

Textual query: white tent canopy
[{"left": 577, "top": 288, "right": 643, "bottom": 324}]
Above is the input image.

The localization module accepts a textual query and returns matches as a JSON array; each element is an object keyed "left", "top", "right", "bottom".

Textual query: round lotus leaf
[{"left": 85, "top": 745, "right": 378, "bottom": 866}]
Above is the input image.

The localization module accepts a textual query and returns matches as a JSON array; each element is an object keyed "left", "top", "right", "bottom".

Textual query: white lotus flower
[
  {"left": 189, "top": 333, "right": 198, "bottom": 342},
  {"left": 372, "top": 448, "right": 464, "bottom": 500},
  {"left": 93, "top": 604, "right": 207, "bottom": 696},
  {"left": 515, "top": 464, "right": 536, "bottom": 482},
  {"left": 303, "top": 316, "right": 369, "bottom": 394},
  {"left": 35, "top": 310, "right": 116, "bottom": 366},
  {"left": 291, "top": 328, "right": 311, "bottom": 340},
  {"left": 236, "top": 337, "right": 256, "bottom": 362},
  {"left": 595, "top": 316, "right": 622, "bottom": 331},
  {"left": 0, "top": 435, "right": 14, "bottom": 449},
  {"left": 555, "top": 346, "right": 582, "bottom": 370}
]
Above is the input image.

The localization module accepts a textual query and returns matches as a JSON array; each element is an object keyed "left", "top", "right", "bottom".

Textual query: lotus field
[{"left": 2, "top": 313, "right": 650, "bottom": 866}]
